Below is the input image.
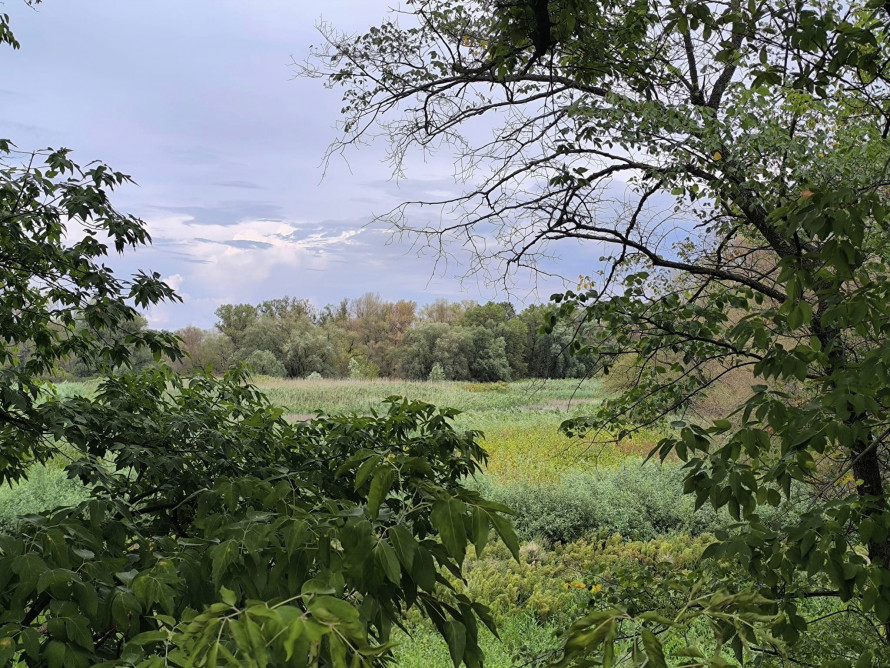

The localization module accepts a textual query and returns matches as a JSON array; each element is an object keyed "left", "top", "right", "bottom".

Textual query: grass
[
  {"left": 250, "top": 376, "right": 665, "bottom": 481},
  {"left": 50, "top": 377, "right": 636, "bottom": 481},
  {"left": 253, "top": 376, "right": 602, "bottom": 417},
  {"left": 392, "top": 615, "right": 561, "bottom": 668}
]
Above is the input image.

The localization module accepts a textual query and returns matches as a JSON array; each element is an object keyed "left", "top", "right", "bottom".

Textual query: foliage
[
  {"left": 244, "top": 349, "right": 287, "bottom": 378},
  {"left": 305, "top": 0, "right": 890, "bottom": 661},
  {"left": 194, "top": 297, "right": 596, "bottom": 382},
  {"left": 462, "top": 533, "right": 712, "bottom": 628},
  {"left": 468, "top": 462, "right": 729, "bottom": 544},
  {"left": 0, "top": 143, "right": 181, "bottom": 484},
  {"left": 0, "top": 465, "right": 89, "bottom": 533},
  {"left": 0, "top": 81, "right": 517, "bottom": 667},
  {"left": 428, "top": 362, "right": 446, "bottom": 382},
  {"left": 348, "top": 356, "right": 379, "bottom": 380}
]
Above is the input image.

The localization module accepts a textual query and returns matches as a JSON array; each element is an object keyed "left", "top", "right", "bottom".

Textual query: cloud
[
  {"left": 149, "top": 202, "right": 284, "bottom": 227},
  {"left": 213, "top": 180, "right": 265, "bottom": 190}
]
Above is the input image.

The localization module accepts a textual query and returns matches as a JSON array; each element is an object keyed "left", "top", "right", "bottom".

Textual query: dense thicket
[{"left": 70, "top": 296, "right": 599, "bottom": 382}]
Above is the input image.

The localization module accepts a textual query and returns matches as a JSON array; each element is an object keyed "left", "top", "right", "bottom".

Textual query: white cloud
[{"left": 145, "top": 214, "right": 363, "bottom": 295}]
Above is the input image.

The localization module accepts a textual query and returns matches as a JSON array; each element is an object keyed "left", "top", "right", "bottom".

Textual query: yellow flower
[
  {"left": 713, "top": 151, "right": 722, "bottom": 161},
  {"left": 590, "top": 583, "right": 603, "bottom": 593}
]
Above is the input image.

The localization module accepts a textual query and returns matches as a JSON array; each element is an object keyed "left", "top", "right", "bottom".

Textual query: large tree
[{"left": 305, "top": 0, "right": 890, "bottom": 663}]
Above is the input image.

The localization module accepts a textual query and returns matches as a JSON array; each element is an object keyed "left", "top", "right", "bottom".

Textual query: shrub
[
  {"left": 460, "top": 533, "right": 712, "bottom": 626},
  {"left": 306, "top": 371, "right": 323, "bottom": 380},
  {"left": 348, "top": 355, "right": 379, "bottom": 379},
  {"left": 244, "top": 349, "right": 287, "bottom": 377},
  {"left": 0, "top": 465, "right": 89, "bottom": 532},
  {"left": 427, "top": 362, "right": 446, "bottom": 382},
  {"left": 468, "top": 461, "right": 726, "bottom": 544}
]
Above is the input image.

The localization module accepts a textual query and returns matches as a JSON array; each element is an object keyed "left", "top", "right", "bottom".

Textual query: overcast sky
[{"left": 2, "top": 0, "right": 590, "bottom": 329}]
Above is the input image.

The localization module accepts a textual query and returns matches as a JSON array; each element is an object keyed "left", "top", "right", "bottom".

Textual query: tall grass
[{"left": 253, "top": 377, "right": 602, "bottom": 417}]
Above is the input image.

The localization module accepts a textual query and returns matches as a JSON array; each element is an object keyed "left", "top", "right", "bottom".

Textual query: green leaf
[
  {"left": 367, "top": 466, "right": 395, "bottom": 519},
  {"left": 45, "top": 641, "right": 67, "bottom": 668},
  {"left": 389, "top": 525, "right": 418, "bottom": 570},
  {"left": 444, "top": 620, "right": 467, "bottom": 668},
  {"left": 641, "top": 628, "right": 668, "bottom": 668},
  {"left": 485, "top": 509, "right": 519, "bottom": 561},
  {"left": 431, "top": 499, "right": 468, "bottom": 562},
  {"left": 309, "top": 596, "right": 360, "bottom": 626},
  {"left": 354, "top": 455, "right": 381, "bottom": 491},
  {"left": 127, "top": 630, "right": 168, "bottom": 646},
  {"left": 470, "top": 507, "right": 489, "bottom": 556},
  {"left": 376, "top": 541, "right": 401, "bottom": 584},
  {"left": 220, "top": 586, "right": 237, "bottom": 606},
  {"left": 412, "top": 548, "right": 437, "bottom": 592}
]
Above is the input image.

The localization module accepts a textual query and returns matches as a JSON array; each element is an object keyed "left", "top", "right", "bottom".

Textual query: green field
[{"left": 253, "top": 377, "right": 663, "bottom": 481}]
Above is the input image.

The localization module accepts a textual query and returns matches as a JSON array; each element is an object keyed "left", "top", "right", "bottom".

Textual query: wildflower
[{"left": 713, "top": 151, "right": 722, "bottom": 161}]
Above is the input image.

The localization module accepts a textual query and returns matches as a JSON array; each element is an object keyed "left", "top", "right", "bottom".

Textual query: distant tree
[
  {"left": 462, "top": 302, "right": 528, "bottom": 377},
  {"left": 418, "top": 298, "right": 471, "bottom": 324},
  {"left": 239, "top": 316, "right": 286, "bottom": 357},
  {"left": 256, "top": 296, "right": 317, "bottom": 322},
  {"left": 214, "top": 303, "right": 257, "bottom": 348},
  {"left": 284, "top": 323, "right": 336, "bottom": 377},
  {"left": 428, "top": 361, "right": 446, "bottom": 382},
  {"left": 399, "top": 321, "right": 451, "bottom": 380},
  {"left": 436, "top": 326, "right": 511, "bottom": 382}
]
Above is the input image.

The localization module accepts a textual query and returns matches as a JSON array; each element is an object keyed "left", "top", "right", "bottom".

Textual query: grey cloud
[
  {"left": 194, "top": 238, "right": 275, "bottom": 250},
  {"left": 150, "top": 202, "right": 284, "bottom": 226},
  {"left": 213, "top": 180, "right": 265, "bottom": 190}
]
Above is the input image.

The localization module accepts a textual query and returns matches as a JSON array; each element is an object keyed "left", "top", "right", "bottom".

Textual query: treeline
[{"left": 163, "top": 294, "right": 595, "bottom": 381}]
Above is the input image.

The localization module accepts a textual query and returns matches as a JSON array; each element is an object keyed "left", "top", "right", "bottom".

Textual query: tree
[
  {"left": 306, "top": 0, "right": 890, "bottom": 662},
  {"left": 400, "top": 321, "right": 452, "bottom": 379},
  {"left": 0, "top": 16, "right": 517, "bottom": 668},
  {"left": 462, "top": 302, "right": 528, "bottom": 377},
  {"left": 215, "top": 303, "right": 258, "bottom": 348}
]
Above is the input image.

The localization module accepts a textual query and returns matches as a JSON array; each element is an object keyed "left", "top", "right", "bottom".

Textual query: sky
[{"left": 2, "top": 0, "right": 592, "bottom": 329}]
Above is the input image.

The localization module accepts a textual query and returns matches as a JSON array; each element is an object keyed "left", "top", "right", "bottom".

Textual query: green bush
[
  {"left": 244, "top": 349, "right": 287, "bottom": 377},
  {"left": 0, "top": 465, "right": 89, "bottom": 532},
  {"left": 459, "top": 533, "right": 712, "bottom": 626},
  {"left": 468, "top": 461, "right": 725, "bottom": 543},
  {"left": 427, "top": 362, "right": 446, "bottom": 382}
]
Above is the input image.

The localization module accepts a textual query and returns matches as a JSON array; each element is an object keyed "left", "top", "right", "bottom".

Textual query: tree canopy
[{"left": 306, "top": 0, "right": 890, "bottom": 663}]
